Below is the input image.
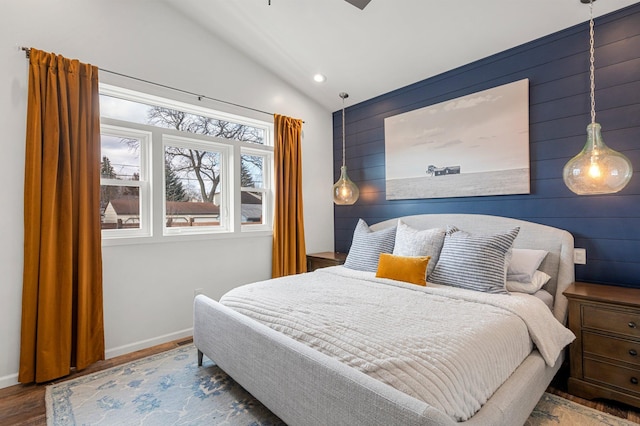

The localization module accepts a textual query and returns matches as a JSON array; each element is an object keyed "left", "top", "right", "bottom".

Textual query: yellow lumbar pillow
[{"left": 375, "top": 253, "right": 431, "bottom": 286}]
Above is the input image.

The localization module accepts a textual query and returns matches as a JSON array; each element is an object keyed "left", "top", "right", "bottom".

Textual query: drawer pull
[
  {"left": 630, "top": 349, "right": 639, "bottom": 357},
  {"left": 631, "top": 377, "right": 639, "bottom": 385},
  {"left": 629, "top": 321, "right": 637, "bottom": 329}
]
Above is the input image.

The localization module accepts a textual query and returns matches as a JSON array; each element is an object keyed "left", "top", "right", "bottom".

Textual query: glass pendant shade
[
  {"left": 562, "top": 0, "right": 633, "bottom": 195},
  {"left": 563, "top": 123, "right": 633, "bottom": 195},
  {"left": 333, "top": 165, "right": 359, "bottom": 205}
]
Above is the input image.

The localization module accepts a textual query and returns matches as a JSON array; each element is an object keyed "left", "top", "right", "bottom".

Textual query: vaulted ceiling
[{"left": 163, "top": 0, "right": 639, "bottom": 111}]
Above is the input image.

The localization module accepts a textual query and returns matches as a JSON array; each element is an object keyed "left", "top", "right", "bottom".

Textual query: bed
[{"left": 193, "top": 214, "right": 576, "bottom": 425}]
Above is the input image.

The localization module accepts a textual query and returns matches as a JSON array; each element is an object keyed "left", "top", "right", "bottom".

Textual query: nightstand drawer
[
  {"left": 583, "top": 331, "right": 640, "bottom": 366},
  {"left": 583, "top": 305, "right": 640, "bottom": 338},
  {"left": 584, "top": 358, "right": 640, "bottom": 395}
]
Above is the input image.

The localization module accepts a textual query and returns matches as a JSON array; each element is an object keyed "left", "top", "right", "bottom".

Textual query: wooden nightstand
[
  {"left": 564, "top": 281, "right": 640, "bottom": 408},
  {"left": 306, "top": 252, "right": 347, "bottom": 272}
]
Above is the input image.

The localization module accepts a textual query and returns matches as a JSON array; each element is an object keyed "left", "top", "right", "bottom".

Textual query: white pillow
[
  {"left": 393, "top": 220, "right": 445, "bottom": 278},
  {"left": 506, "top": 270, "right": 551, "bottom": 294},
  {"left": 507, "top": 248, "right": 548, "bottom": 283}
]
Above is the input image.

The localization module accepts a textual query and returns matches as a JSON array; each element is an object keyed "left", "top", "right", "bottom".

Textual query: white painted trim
[
  {"left": 105, "top": 328, "right": 193, "bottom": 359},
  {"left": 0, "top": 373, "right": 18, "bottom": 390},
  {"left": 0, "top": 328, "right": 194, "bottom": 390}
]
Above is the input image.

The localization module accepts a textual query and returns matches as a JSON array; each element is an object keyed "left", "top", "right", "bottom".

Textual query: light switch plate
[{"left": 573, "top": 248, "right": 587, "bottom": 265}]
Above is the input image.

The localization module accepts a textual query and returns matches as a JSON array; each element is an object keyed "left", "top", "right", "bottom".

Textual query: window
[
  {"left": 163, "top": 135, "right": 230, "bottom": 234},
  {"left": 99, "top": 84, "right": 273, "bottom": 242},
  {"left": 100, "top": 125, "right": 151, "bottom": 238},
  {"left": 240, "top": 149, "right": 272, "bottom": 229}
]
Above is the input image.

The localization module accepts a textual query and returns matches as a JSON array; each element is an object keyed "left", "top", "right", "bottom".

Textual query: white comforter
[{"left": 219, "top": 266, "right": 575, "bottom": 421}]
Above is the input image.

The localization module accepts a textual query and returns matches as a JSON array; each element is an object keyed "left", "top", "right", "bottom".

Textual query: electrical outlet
[
  {"left": 194, "top": 288, "right": 204, "bottom": 298},
  {"left": 573, "top": 248, "right": 586, "bottom": 265}
]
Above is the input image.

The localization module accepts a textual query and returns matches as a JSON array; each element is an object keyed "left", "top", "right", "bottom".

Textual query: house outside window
[{"left": 99, "top": 84, "right": 274, "bottom": 243}]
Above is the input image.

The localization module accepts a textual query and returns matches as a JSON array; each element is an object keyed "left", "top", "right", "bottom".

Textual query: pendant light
[
  {"left": 562, "top": 0, "right": 633, "bottom": 195},
  {"left": 333, "top": 92, "right": 359, "bottom": 204}
]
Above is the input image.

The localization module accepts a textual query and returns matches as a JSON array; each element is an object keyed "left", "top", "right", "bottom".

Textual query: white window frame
[
  {"left": 162, "top": 134, "right": 232, "bottom": 236},
  {"left": 100, "top": 124, "right": 152, "bottom": 240},
  {"left": 240, "top": 146, "right": 273, "bottom": 232},
  {"left": 98, "top": 84, "right": 274, "bottom": 245}
]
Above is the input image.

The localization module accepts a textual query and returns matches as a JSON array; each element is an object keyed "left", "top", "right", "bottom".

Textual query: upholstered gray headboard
[{"left": 370, "top": 214, "right": 575, "bottom": 324}]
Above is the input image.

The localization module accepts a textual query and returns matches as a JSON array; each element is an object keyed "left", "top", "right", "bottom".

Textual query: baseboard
[
  {"left": 0, "top": 329, "right": 193, "bottom": 390},
  {"left": 105, "top": 328, "right": 193, "bottom": 359},
  {"left": 0, "top": 373, "right": 18, "bottom": 390}
]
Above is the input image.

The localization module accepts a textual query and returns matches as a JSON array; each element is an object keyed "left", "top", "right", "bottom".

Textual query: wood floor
[{"left": 1, "top": 338, "right": 639, "bottom": 425}]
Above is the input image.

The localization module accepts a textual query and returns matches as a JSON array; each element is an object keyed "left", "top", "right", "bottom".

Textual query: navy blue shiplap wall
[{"left": 333, "top": 4, "right": 640, "bottom": 288}]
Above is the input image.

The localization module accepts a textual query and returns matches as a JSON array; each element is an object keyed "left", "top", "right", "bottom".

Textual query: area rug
[
  {"left": 46, "top": 344, "right": 637, "bottom": 425},
  {"left": 526, "top": 393, "right": 637, "bottom": 426}
]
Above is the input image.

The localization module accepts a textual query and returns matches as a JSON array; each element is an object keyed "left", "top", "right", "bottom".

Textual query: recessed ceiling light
[{"left": 313, "top": 74, "right": 327, "bottom": 83}]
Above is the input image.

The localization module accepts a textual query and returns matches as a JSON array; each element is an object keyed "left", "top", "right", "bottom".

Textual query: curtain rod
[{"left": 20, "top": 47, "right": 299, "bottom": 121}]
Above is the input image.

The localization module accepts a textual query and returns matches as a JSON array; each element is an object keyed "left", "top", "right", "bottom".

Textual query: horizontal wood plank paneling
[{"left": 333, "top": 4, "right": 640, "bottom": 288}]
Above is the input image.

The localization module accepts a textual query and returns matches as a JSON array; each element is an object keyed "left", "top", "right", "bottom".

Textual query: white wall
[{"left": 0, "top": 0, "right": 334, "bottom": 388}]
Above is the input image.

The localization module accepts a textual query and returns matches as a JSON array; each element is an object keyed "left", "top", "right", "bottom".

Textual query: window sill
[{"left": 101, "top": 230, "right": 273, "bottom": 247}]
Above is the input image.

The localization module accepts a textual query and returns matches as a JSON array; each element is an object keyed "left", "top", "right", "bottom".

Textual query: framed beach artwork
[{"left": 384, "top": 78, "right": 530, "bottom": 200}]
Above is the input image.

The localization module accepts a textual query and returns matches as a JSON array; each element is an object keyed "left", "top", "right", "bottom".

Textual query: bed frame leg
[{"left": 197, "top": 349, "right": 204, "bottom": 366}]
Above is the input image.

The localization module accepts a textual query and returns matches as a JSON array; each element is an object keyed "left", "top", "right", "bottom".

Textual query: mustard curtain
[
  {"left": 19, "top": 49, "right": 104, "bottom": 383},
  {"left": 272, "top": 114, "right": 307, "bottom": 278}
]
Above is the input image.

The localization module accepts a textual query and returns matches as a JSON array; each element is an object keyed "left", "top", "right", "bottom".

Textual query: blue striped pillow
[
  {"left": 344, "top": 219, "right": 396, "bottom": 272},
  {"left": 429, "top": 226, "right": 520, "bottom": 294}
]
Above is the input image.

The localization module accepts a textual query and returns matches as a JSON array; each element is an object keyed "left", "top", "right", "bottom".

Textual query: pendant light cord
[
  {"left": 342, "top": 98, "right": 346, "bottom": 168},
  {"left": 339, "top": 93, "right": 348, "bottom": 168},
  {"left": 589, "top": 0, "right": 596, "bottom": 125}
]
